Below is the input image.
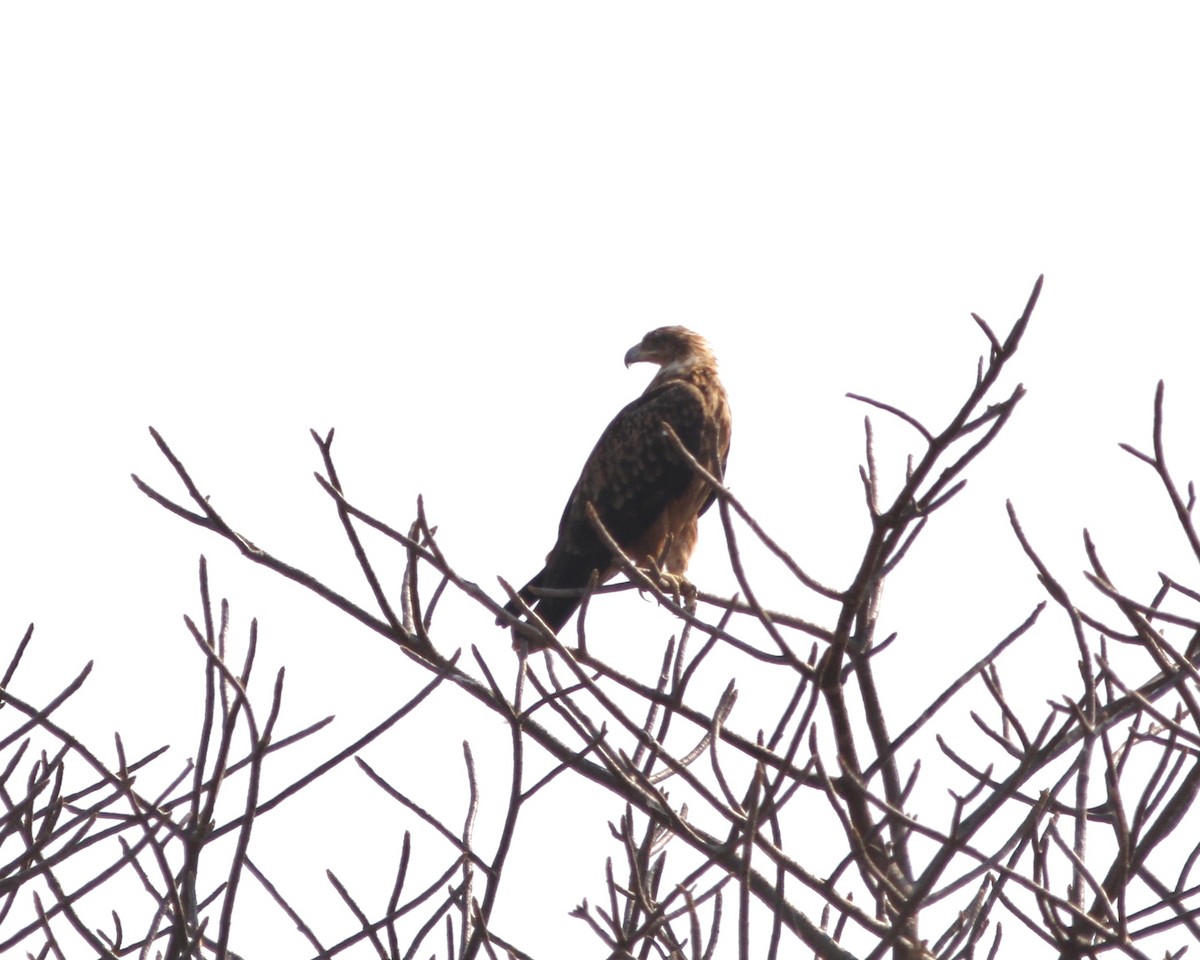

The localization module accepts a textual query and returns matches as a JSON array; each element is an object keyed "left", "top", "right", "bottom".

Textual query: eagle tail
[
  {"left": 500, "top": 568, "right": 585, "bottom": 648},
  {"left": 501, "top": 569, "right": 544, "bottom": 619},
  {"left": 522, "top": 594, "right": 580, "bottom": 636}
]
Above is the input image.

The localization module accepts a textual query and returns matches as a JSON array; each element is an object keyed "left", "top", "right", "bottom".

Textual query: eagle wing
[{"left": 507, "top": 379, "right": 725, "bottom": 635}]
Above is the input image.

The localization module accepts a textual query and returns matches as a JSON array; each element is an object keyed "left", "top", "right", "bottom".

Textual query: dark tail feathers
[{"left": 500, "top": 568, "right": 585, "bottom": 647}]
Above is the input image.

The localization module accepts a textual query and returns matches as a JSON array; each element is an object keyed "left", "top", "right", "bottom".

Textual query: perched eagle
[{"left": 503, "top": 326, "right": 731, "bottom": 647}]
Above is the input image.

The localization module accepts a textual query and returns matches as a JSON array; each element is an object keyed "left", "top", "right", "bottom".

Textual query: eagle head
[{"left": 624, "top": 326, "right": 714, "bottom": 371}]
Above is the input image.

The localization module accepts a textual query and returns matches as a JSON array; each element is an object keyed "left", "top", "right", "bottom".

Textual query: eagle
[{"left": 503, "top": 326, "right": 731, "bottom": 648}]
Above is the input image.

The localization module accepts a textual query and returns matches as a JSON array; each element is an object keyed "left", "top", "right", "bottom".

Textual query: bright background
[{"left": 3, "top": 4, "right": 1199, "bottom": 957}]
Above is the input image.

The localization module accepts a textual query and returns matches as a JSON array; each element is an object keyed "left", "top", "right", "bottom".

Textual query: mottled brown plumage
[{"left": 504, "top": 326, "right": 731, "bottom": 647}]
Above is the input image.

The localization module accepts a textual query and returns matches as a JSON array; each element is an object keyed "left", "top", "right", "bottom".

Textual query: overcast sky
[{"left": 3, "top": 5, "right": 1199, "bottom": 956}]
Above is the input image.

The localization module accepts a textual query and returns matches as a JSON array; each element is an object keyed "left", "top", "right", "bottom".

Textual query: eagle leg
[
  {"left": 660, "top": 572, "right": 697, "bottom": 608},
  {"left": 641, "top": 555, "right": 696, "bottom": 608}
]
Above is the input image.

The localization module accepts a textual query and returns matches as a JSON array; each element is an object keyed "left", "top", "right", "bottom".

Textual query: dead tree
[{"left": 3, "top": 276, "right": 1199, "bottom": 958}]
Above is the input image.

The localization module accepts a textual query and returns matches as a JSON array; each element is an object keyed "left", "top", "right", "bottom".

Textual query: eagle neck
[{"left": 645, "top": 353, "right": 718, "bottom": 394}]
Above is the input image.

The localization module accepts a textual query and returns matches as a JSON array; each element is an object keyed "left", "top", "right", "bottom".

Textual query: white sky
[{"left": 3, "top": 5, "right": 1200, "bottom": 957}]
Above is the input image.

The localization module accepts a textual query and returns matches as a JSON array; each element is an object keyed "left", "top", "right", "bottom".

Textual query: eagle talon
[{"left": 647, "top": 566, "right": 695, "bottom": 607}]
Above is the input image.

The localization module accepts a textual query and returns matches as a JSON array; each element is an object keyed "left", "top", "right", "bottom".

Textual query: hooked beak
[{"left": 624, "top": 343, "right": 647, "bottom": 368}]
